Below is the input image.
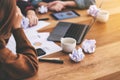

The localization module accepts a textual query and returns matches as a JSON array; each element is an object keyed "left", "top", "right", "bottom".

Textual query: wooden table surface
[{"left": 26, "top": 0, "right": 120, "bottom": 80}]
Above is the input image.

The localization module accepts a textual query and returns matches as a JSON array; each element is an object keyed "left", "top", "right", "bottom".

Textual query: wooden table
[{"left": 26, "top": 0, "right": 120, "bottom": 80}]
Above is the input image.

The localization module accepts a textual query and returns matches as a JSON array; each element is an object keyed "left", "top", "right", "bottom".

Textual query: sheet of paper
[
  {"left": 6, "top": 35, "right": 16, "bottom": 54},
  {"left": 25, "top": 31, "right": 62, "bottom": 58},
  {"left": 24, "top": 21, "right": 50, "bottom": 31},
  {"left": 6, "top": 30, "right": 62, "bottom": 58}
]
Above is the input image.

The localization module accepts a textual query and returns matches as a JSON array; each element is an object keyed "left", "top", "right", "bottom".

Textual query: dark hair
[{"left": 0, "top": 0, "right": 16, "bottom": 37}]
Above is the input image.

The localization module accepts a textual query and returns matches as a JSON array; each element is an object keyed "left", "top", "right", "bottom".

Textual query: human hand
[
  {"left": 38, "top": 2, "right": 48, "bottom": 7},
  {"left": 13, "top": 6, "right": 23, "bottom": 29},
  {"left": 47, "top": 1, "right": 65, "bottom": 12},
  {"left": 26, "top": 10, "right": 38, "bottom": 27}
]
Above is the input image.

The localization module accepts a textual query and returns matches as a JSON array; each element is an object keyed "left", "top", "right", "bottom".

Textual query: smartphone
[{"left": 36, "top": 48, "right": 46, "bottom": 56}]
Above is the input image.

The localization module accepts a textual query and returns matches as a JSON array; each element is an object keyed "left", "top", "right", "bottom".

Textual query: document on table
[
  {"left": 24, "top": 30, "right": 62, "bottom": 58},
  {"left": 6, "top": 30, "right": 62, "bottom": 58},
  {"left": 24, "top": 21, "right": 50, "bottom": 31},
  {"left": 21, "top": 16, "right": 50, "bottom": 30}
]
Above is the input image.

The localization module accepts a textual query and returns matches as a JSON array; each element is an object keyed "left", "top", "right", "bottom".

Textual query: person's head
[{"left": 0, "top": 0, "right": 16, "bottom": 37}]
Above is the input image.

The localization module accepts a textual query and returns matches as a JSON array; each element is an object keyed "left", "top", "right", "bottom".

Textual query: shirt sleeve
[
  {"left": 30, "top": 0, "right": 43, "bottom": 6},
  {"left": 16, "top": 0, "right": 35, "bottom": 16},
  {"left": 0, "top": 28, "right": 38, "bottom": 80},
  {"left": 75, "top": 0, "right": 96, "bottom": 9}
]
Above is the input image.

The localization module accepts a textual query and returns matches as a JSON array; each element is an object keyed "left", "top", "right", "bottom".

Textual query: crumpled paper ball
[
  {"left": 21, "top": 16, "right": 29, "bottom": 29},
  {"left": 82, "top": 39, "right": 96, "bottom": 53},
  {"left": 87, "top": 5, "right": 100, "bottom": 17},
  {"left": 69, "top": 48, "right": 85, "bottom": 62},
  {"left": 38, "top": 5, "right": 48, "bottom": 14}
]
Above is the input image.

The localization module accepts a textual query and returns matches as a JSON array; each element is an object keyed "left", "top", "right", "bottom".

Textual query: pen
[
  {"left": 38, "top": 58, "right": 64, "bottom": 64},
  {"left": 39, "top": 18, "right": 49, "bottom": 21}
]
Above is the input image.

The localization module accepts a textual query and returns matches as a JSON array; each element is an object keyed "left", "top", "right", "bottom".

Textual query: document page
[
  {"left": 6, "top": 30, "right": 62, "bottom": 58},
  {"left": 24, "top": 21, "right": 50, "bottom": 31}
]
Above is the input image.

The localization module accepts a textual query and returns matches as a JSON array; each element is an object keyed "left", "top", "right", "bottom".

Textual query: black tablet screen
[{"left": 51, "top": 10, "right": 80, "bottom": 20}]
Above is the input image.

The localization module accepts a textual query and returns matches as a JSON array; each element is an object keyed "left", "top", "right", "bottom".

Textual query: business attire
[
  {"left": 30, "top": 0, "right": 96, "bottom": 9},
  {"left": 0, "top": 28, "right": 38, "bottom": 80}
]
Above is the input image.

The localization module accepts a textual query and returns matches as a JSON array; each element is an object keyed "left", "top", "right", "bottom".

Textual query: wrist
[{"left": 27, "top": 10, "right": 36, "bottom": 16}]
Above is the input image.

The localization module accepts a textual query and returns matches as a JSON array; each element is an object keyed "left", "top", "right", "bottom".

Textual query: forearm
[
  {"left": 0, "top": 48, "right": 38, "bottom": 79},
  {"left": 64, "top": 1, "right": 77, "bottom": 7},
  {"left": 26, "top": 10, "right": 38, "bottom": 27},
  {"left": 12, "top": 28, "right": 38, "bottom": 79},
  {"left": 0, "top": 28, "right": 38, "bottom": 80},
  {"left": 38, "top": 2, "right": 48, "bottom": 7}
]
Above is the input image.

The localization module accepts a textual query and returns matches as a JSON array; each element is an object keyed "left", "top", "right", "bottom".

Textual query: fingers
[
  {"left": 16, "top": 6, "right": 23, "bottom": 17},
  {"left": 50, "top": 5, "right": 65, "bottom": 12},
  {"left": 48, "top": 1, "right": 65, "bottom": 12},
  {"left": 47, "top": 1, "right": 58, "bottom": 8},
  {"left": 56, "top": 4, "right": 65, "bottom": 12},
  {"left": 27, "top": 10, "right": 38, "bottom": 27},
  {"left": 28, "top": 15, "right": 38, "bottom": 27}
]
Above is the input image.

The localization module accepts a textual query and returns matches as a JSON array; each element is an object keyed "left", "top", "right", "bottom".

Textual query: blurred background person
[{"left": 30, "top": 0, "right": 96, "bottom": 12}]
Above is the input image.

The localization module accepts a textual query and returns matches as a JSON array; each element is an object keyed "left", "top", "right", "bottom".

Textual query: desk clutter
[
  {"left": 39, "top": 58, "right": 64, "bottom": 64},
  {"left": 8, "top": 5, "right": 101, "bottom": 64},
  {"left": 69, "top": 39, "right": 96, "bottom": 62},
  {"left": 87, "top": 5, "right": 110, "bottom": 23},
  {"left": 82, "top": 39, "right": 96, "bottom": 53},
  {"left": 38, "top": 5, "right": 48, "bottom": 14},
  {"left": 69, "top": 48, "right": 85, "bottom": 62},
  {"left": 6, "top": 21, "right": 62, "bottom": 60}
]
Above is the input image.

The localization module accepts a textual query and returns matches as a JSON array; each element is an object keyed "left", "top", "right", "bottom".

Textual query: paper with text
[
  {"left": 6, "top": 30, "right": 62, "bottom": 58},
  {"left": 24, "top": 21, "right": 50, "bottom": 31}
]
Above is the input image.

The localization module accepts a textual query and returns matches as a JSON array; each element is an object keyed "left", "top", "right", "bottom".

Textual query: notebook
[{"left": 47, "top": 22, "right": 89, "bottom": 44}]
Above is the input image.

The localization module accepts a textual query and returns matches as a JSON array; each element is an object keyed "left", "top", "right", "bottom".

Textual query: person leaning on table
[
  {"left": 30, "top": 0, "right": 96, "bottom": 12},
  {"left": 0, "top": 0, "right": 38, "bottom": 80},
  {"left": 16, "top": 0, "right": 38, "bottom": 27}
]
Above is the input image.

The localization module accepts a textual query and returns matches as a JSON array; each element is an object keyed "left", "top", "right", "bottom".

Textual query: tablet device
[{"left": 51, "top": 10, "right": 80, "bottom": 20}]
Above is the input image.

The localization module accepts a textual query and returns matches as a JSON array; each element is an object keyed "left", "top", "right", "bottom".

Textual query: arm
[
  {"left": 47, "top": 1, "right": 77, "bottom": 12},
  {"left": 0, "top": 29, "right": 38, "bottom": 80},
  {"left": 16, "top": 0, "right": 38, "bottom": 27},
  {"left": 47, "top": 0, "right": 96, "bottom": 12},
  {"left": 0, "top": 7, "right": 38, "bottom": 80}
]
